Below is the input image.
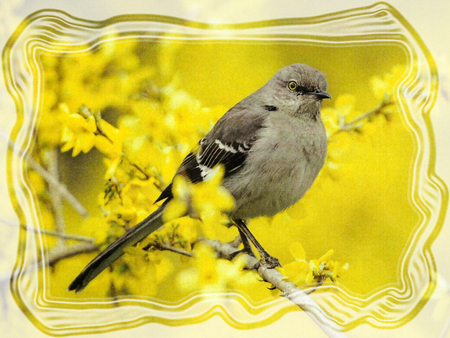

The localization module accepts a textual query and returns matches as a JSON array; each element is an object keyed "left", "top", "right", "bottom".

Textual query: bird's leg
[
  {"left": 234, "top": 219, "right": 281, "bottom": 269},
  {"left": 237, "top": 226, "right": 256, "bottom": 257},
  {"left": 229, "top": 224, "right": 256, "bottom": 260}
]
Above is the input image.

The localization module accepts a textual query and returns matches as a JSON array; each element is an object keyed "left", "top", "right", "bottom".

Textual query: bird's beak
[{"left": 307, "top": 90, "right": 331, "bottom": 100}]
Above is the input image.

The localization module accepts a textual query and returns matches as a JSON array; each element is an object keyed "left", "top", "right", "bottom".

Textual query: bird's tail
[{"left": 68, "top": 203, "right": 167, "bottom": 293}]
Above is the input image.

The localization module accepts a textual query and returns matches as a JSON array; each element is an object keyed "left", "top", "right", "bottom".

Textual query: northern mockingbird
[{"left": 68, "top": 63, "right": 330, "bottom": 293}]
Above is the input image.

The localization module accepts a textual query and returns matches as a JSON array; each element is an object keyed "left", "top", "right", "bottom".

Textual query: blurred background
[{"left": 1, "top": 1, "right": 450, "bottom": 337}]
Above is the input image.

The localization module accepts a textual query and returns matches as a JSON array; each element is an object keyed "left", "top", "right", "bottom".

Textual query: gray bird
[{"left": 68, "top": 63, "right": 330, "bottom": 293}]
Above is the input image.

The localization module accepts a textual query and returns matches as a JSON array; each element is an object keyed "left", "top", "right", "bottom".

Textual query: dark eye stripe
[
  {"left": 298, "top": 86, "right": 309, "bottom": 93},
  {"left": 287, "top": 81, "right": 311, "bottom": 93}
]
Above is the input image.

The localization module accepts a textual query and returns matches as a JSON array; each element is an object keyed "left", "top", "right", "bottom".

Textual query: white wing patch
[
  {"left": 198, "top": 164, "right": 222, "bottom": 181},
  {"left": 214, "top": 139, "right": 237, "bottom": 153}
]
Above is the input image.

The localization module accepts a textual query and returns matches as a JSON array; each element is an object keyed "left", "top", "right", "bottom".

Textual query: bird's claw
[{"left": 253, "top": 254, "right": 281, "bottom": 270}]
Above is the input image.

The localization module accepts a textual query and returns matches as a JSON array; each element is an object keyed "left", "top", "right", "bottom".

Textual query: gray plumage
[{"left": 68, "top": 63, "right": 330, "bottom": 293}]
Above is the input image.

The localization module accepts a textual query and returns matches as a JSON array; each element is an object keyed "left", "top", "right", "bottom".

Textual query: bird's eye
[{"left": 288, "top": 81, "right": 298, "bottom": 91}]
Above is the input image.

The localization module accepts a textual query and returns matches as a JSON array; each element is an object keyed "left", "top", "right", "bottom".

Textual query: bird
[{"left": 68, "top": 63, "right": 331, "bottom": 293}]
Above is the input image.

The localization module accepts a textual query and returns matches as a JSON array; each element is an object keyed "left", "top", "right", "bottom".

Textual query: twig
[
  {"left": 24, "top": 226, "right": 95, "bottom": 243},
  {"left": 156, "top": 243, "right": 193, "bottom": 257},
  {"left": 23, "top": 225, "right": 95, "bottom": 244},
  {"left": 129, "top": 162, "right": 150, "bottom": 180},
  {"left": 8, "top": 242, "right": 100, "bottom": 282},
  {"left": 0, "top": 129, "right": 90, "bottom": 218},
  {"left": 0, "top": 216, "right": 95, "bottom": 243},
  {"left": 47, "top": 148, "right": 66, "bottom": 243},
  {"left": 332, "top": 100, "right": 395, "bottom": 135},
  {"left": 200, "top": 237, "right": 347, "bottom": 338},
  {"left": 45, "top": 242, "right": 100, "bottom": 267}
]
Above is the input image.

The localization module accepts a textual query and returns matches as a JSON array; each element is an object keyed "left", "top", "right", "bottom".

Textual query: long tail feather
[{"left": 68, "top": 203, "right": 167, "bottom": 293}]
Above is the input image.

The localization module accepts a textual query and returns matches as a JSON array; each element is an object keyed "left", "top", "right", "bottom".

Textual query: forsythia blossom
[
  {"left": 279, "top": 242, "right": 349, "bottom": 286},
  {"left": 59, "top": 103, "right": 97, "bottom": 156},
  {"left": 164, "top": 166, "right": 235, "bottom": 238},
  {"left": 176, "top": 243, "right": 258, "bottom": 293}
]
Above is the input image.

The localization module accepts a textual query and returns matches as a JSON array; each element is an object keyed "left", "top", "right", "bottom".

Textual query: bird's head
[{"left": 263, "top": 63, "right": 331, "bottom": 117}]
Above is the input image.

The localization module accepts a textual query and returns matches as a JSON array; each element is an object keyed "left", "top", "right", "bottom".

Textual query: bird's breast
[{"left": 226, "top": 113, "right": 327, "bottom": 219}]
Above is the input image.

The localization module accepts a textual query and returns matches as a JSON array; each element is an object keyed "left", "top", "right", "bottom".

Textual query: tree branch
[
  {"left": 200, "top": 237, "right": 347, "bottom": 338},
  {"left": 0, "top": 128, "right": 90, "bottom": 218},
  {"left": 16, "top": 228, "right": 345, "bottom": 337},
  {"left": 45, "top": 242, "right": 100, "bottom": 267},
  {"left": 47, "top": 148, "right": 66, "bottom": 244},
  {"left": 332, "top": 100, "right": 395, "bottom": 136},
  {"left": 1, "top": 217, "right": 96, "bottom": 243},
  {"left": 24, "top": 225, "right": 96, "bottom": 244}
]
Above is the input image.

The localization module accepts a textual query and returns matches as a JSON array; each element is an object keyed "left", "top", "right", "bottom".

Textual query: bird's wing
[{"left": 155, "top": 105, "right": 269, "bottom": 202}]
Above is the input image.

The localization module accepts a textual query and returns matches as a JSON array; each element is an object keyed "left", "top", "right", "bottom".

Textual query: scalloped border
[{"left": 3, "top": 2, "right": 447, "bottom": 335}]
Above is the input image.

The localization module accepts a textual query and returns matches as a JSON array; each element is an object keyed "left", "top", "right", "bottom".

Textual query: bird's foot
[
  {"left": 254, "top": 253, "right": 281, "bottom": 270},
  {"left": 229, "top": 236, "right": 257, "bottom": 260}
]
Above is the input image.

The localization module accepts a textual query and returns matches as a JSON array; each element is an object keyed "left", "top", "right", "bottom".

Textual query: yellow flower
[
  {"left": 308, "top": 249, "right": 349, "bottom": 284},
  {"left": 95, "top": 119, "right": 123, "bottom": 159},
  {"left": 81, "top": 216, "right": 110, "bottom": 246},
  {"left": 194, "top": 244, "right": 219, "bottom": 285},
  {"left": 27, "top": 170, "right": 46, "bottom": 196},
  {"left": 121, "top": 178, "right": 161, "bottom": 214},
  {"left": 290, "top": 241, "right": 306, "bottom": 261},
  {"left": 176, "top": 218, "right": 201, "bottom": 245},
  {"left": 371, "top": 76, "right": 389, "bottom": 101},
  {"left": 103, "top": 157, "right": 122, "bottom": 180},
  {"left": 279, "top": 244, "right": 348, "bottom": 286},
  {"left": 191, "top": 166, "right": 235, "bottom": 234},
  {"left": 278, "top": 242, "right": 310, "bottom": 285},
  {"left": 176, "top": 242, "right": 255, "bottom": 293},
  {"left": 103, "top": 197, "right": 137, "bottom": 228},
  {"left": 319, "top": 249, "right": 335, "bottom": 262},
  {"left": 370, "top": 64, "right": 406, "bottom": 102},
  {"left": 38, "top": 107, "right": 63, "bottom": 148},
  {"left": 121, "top": 246, "right": 166, "bottom": 296},
  {"left": 163, "top": 168, "right": 235, "bottom": 235},
  {"left": 163, "top": 175, "right": 191, "bottom": 223},
  {"left": 59, "top": 103, "right": 96, "bottom": 156}
]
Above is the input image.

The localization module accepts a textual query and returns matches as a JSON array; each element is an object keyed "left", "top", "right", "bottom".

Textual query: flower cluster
[
  {"left": 279, "top": 242, "right": 349, "bottom": 286},
  {"left": 164, "top": 167, "right": 235, "bottom": 232},
  {"left": 319, "top": 65, "right": 404, "bottom": 181},
  {"left": 176, "top": 243, "right": 259, "bottom": 294}
]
